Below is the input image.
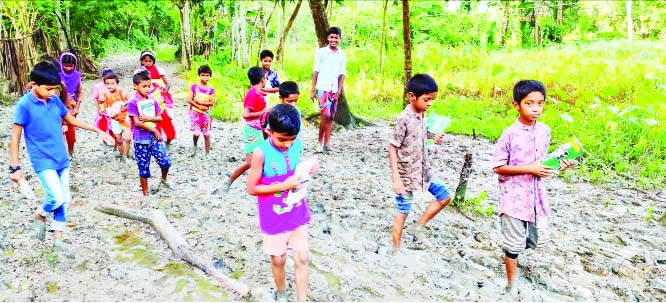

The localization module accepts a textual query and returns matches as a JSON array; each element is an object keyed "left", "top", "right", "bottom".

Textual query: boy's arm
[
  {"left": 62, "top": 113, "right": 115, "bottom": 145},
  {"left": 247, "top": 149, "right": 301, "bottom": 196},
  {"left": 243, "top": 107, "right": 266, "bottom": 120},
  {"left": 9, "top": 124, "right": 23, "bottom": 183},
  {"left": 388, "top": 144, "right": 405, "bottom": 195},
  {"left": 310, "top": 71, "right": 319, "bottom": 100}
]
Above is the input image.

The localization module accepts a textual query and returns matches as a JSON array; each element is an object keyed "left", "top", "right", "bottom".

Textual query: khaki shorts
[{"left": 262, "top": 225, "right": 308, "bottom": 256}]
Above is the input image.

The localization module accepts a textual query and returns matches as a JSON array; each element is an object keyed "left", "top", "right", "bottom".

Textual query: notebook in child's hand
[
  {"left": 137, "top": 99, "right": 157, "bottom": 127},
  {"left": 285, "top": 157, "right": 319, "bottom": 205}
]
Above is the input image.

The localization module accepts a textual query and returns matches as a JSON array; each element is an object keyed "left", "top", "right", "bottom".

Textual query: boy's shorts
[
  {"left": 110, "top": 120, "right": 124, "bottom": 135},
  {"left": 134, "top": 139, "right": 171, "bottom": 178},
  {"left": 500, "top": 214, "right": 540, "bottom": 256},
  {"left": 243, "top": 124, "right": 264, "bottom": 154},
  {"left": 317, "top": 90, "right": 338, "bottom": 119},
  {"left": 262, "top": 225, "right": 308, "bottom": 256},
  {"left": 395, "top": 180, "right": 450, "bottom": 214},
  {"left": 190, "top": 110, "right": 212, "bottom": 136}
]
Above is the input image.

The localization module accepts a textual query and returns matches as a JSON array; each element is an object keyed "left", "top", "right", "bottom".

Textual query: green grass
[{"left": 184, "top": 39, "right": 665, "bottom": 188}]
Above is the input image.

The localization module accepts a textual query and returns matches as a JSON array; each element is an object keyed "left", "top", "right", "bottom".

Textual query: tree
[
  {"left": 276, "top": 0, "right": 303, "bottom": 63},
  {"left": 176, "top": 0, "right": 193, "bottom": 70},
  {"left": 308, "top": 0, "right": 364, "bottom": 128},
  {"left": 402, "top": 0, "right": 412, "bottom": 106},
  {"left": 626, "top": 0, "right": 633, "bottom": 40},
  {"left": 379, "top": 0, "right": 389, "bottom": 73}
]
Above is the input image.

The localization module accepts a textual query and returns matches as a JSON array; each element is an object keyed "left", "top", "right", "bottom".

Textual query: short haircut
[
  {"left": 30, "top": 61, "right": 62, "bottom": 86},
  {"left": 198, "top": 64, "right": 212, "bottom": 75},
  {"left": 247, "top": 66, "right": 265, "bottom": 85},
  {"left": 103, "top": 73, "right": 119, "bottom": 83},
  {"left": 268, "top": 104, "right": 301, "bottom": 136},
  {"left": 327, "top": 27, "right": 342, "bottom": 36},
  {"left": 259, "top": 49, "right": 274, "bottom": 60},
  {"left": 407, "top": 74, "right": 438, "bottom": 98},
  {"left": 279, "top": 81, "right": 300, "bottom": 98},
  {"left": 101, "top": 66, "right": 113, "bottom": 78},
  {"left": 140, "top": 50, "right": 156, "bottom": 63},
  {"left": 513, "top": 80, "right": 546, "bottom": 104},
  {"left": 133, "top": 70, "right": 151, "bottom": 84}
]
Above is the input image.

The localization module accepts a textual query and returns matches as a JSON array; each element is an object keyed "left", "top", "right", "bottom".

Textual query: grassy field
[{"left": 185, "top": 40, "right": 666, "bottom": 189}]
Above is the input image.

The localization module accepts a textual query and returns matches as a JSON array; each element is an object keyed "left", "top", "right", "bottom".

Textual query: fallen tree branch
[{"left": 95, "top": 203, "right": 251, "bottom": 298}]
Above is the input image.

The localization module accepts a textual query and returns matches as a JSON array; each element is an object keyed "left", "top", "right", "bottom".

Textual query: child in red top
[
  {"left": 187, "top": 65, "right": 215, "bottom": 158},
  {"left": 219, "top": 67, "right": 268, "bottom": 192},
  {"left": 140, "top": 50, "right": 176, "bottom": 148}
]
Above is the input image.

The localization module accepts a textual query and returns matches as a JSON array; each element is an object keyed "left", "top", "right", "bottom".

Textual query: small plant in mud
[
  {"left": 645, "top": 202, "right": 655, "bottom": 222},
  {"left": 452, "top": 191, "right": 495, "bottom": 216}
]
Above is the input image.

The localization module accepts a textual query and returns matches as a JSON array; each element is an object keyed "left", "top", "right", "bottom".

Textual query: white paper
[
  {"left": 285, "top": 157, "right": 318, "bottom": 205},
  {"left": 19, "top": 178, "right": 35, "bottom": 200}
]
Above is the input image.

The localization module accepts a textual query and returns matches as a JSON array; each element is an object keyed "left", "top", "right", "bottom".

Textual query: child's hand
[
  {"left": 138, "top": 115, "right": 153, "bottom": 123},
  {"left": 282, "top": 175, "right": 302, "bottom": 191},
  {"left": 309, "top": 90, "right": 317, "bottom": 100},
  {"left": 392, "top": 179, "right": 405, "bottom": 195},
  {"left": 98, "top": 130, "right": 115, "bottom": 146},
  {"left": 152, "top": 129, "right": 164, "bottom": 141},
  {"left": 527, "top": 161, "right": 554, "bottom": 177},
  {"left": 433, "top": 133, "right": 445, "bottom": 145},
  {"left": 309, "top": 161, "right": 320, "bottom": 176},
  {"left": 9, "top": 170, "right": 22, "bottom": 184},
  {"left": 559, "top": 159, "right": 575, "bottom": 171}
]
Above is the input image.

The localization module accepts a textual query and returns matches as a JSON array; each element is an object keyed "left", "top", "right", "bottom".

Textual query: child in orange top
[
  {"left": 99, "top": 73, "right": 131, "bottom": 161},
  {"left": 187, "top": 65, "right": 215, "bottom": 158}
]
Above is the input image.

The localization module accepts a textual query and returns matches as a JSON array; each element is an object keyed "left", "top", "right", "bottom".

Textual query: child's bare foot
[
  {"left": 406, "top": 224, "right": 434, "bottom": 250},
  {"left": 53, "top": 239, "right": 76, "bottom": 259},
  {"left": 34, "top": 213, "right": 47, "bottom": 241}
]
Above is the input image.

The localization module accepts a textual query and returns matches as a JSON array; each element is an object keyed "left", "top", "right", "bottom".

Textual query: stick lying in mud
[{"left": 95, "top": 204, "right": 250, "bottom": 297}]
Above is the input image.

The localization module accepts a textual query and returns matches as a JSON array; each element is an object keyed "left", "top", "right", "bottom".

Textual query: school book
[
  {"left": 137, "top": 99, "right": 157, "bottom": 128},
  {"left": 542, "top": 138, "right": 585, "bottom": 170},
  {"left": 285, "top": 157, "right": 319, "bottom": 205},
  {"left": 425, "top": 113, "right": 451, "bottom": 147}
]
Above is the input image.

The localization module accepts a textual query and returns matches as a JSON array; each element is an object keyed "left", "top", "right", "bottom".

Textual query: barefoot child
[
  {"left": 59, "top": 51, "right": 83, "bottom": 158},
  {"left": 309, "top": 27, "right": 346, "bottom": 153},
  {"left": 246, "top": 104, "right": 318, "bottom": 302},
  {"left": 9, "top": 61, "right": 114, "bottom": 253},
  {"left": 99, "top": 73, "right": 131, "bottom": 161},
  {"left": 140, "top": 50, "right": 176, "bottom": 148},
  {"left": 127, "top": 70, "right": 173, "bottom": 196},
  {"left": 259, "top": 49, "right": 280, "bottom": 105},
  {"left": 93, "top": 67, "right": 114, "bottom": 134},
  {"left": 187, "top": 65, "right": 215, "bottom": 158},
  {"left": 389, "top": 74, "right": 452, "bottom": 252},
  {"left": 220, "top": 67, "right": 269, "bottom": 192},
  {"left": 491, "top": 80, "right": 574, "bottom": 295}
]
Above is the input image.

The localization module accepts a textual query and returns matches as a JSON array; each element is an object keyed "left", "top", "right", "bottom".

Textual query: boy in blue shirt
[{"left": 9, "top": 61, "right": 114, "bottom": 255}]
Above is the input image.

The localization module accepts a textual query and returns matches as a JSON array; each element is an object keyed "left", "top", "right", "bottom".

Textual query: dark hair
[
  {"left": 101, "top": 66, "right": 113, "bottom": 78},
  {"left": 513, "top": 80, "right": 546, "bottom": 104},
  {"left": 103, "top": 73, "right": 119, "bottom": 83},
  {"left": 327, "top": 27, "right": 342, "bottom": 37},
  {"left": 198, "top": 64, "right": 212, "bottom": 76},
  {"left": 247, "top": 66, "right": 265, "bottom": 85},
  {"left": 60, "top": 53, "right": 77, "bottom": 65},
  {"left": 259, "top": 49, "right": 274, "bottom": 60},
  {"left": 140, "top": 50, "right": 156, "bottom": 63},
  {"left": 407, "top": 74, "right": 438, "bottom": 98},
  {"left": 133, "top": 70, "right": 151, "bottom": 84},
  {"left": 268, "top": 104, "right": 301, "bottom": 136},
  {"left": 279, "top": 81, "right": 300, "bottom": 98},
  {"left": 30, "top": 61, "right": 62, "bottom": 86}
]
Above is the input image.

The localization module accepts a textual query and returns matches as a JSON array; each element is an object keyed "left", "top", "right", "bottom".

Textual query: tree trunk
[
  {"left": 556, "top": 0, "right": 563, "bottom": 25},
  {"left": 452, "top": 153, "right": 473, "bottom": 206},
  {"left": 55, "top": 0, "right": 68, "bottom": 50},
  {"left": 277, "top": 0, "right": 303, "bottom": 63},
  {"left": 500, "top": 0, "right": 510, "bottom": 47},
  {"left": 232, "top": 3, "right": 238, "bottom": 65},
  {"left": 309, "top": 0, "right": 329, "bottom": 47},
  {"left": 177, "top": 0, "right": 192, "bottom": 71},
  {"left": 626, "top": 0, "right": 633, "bottom": 40},
  {"left": 95, "top": 204, "right": 254, "bottom": 298},
  {"left": 379, "top": 0, "right": 388, "bottom": 73},
  {"left": 533, "top": 0, "right": 540, "bottom": 47},
  {"left": 240, "top": 0, "right": 250, "bottom": 66},
  {"left": 325, "top": 0, "right": 333, "bottom": 20},
  {"left": 402, "top": 0, "right": 412, "bottom": 106}
]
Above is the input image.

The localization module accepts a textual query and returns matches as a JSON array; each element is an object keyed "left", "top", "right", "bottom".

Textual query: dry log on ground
[{"left": 95, "top": 203, "right": 251, "bottom": 298}]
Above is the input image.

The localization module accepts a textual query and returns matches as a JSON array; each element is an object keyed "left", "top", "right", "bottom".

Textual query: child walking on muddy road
[
  {"left": 492, "top": 80, "right": 574, "bottom": 296},
  {"left": 187, "top": 65, "right": 215, "bottom": 158},
  {"left": 99, "top": 73, "right": 131, "bottom": 161},
  {"left": 140, "top": 50, "right": 176, "bottom": 149},
  {"left": 388, "top": 74, "right": 452, "bottom": 253},
  {"left": 246, "top": 104, "right": 319, "bottom": 302},
  {"left": 219, "top": 67, "right": 269, "bottom": 192},
  {"left": 127, "top": 70, "right": 173, "bottom": 197},
  {"left": 59, "top": 51, "right": 83, "bottom": 158},
  {"left": 9, "top": 61, "right": 114, "bottom": 255}
]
